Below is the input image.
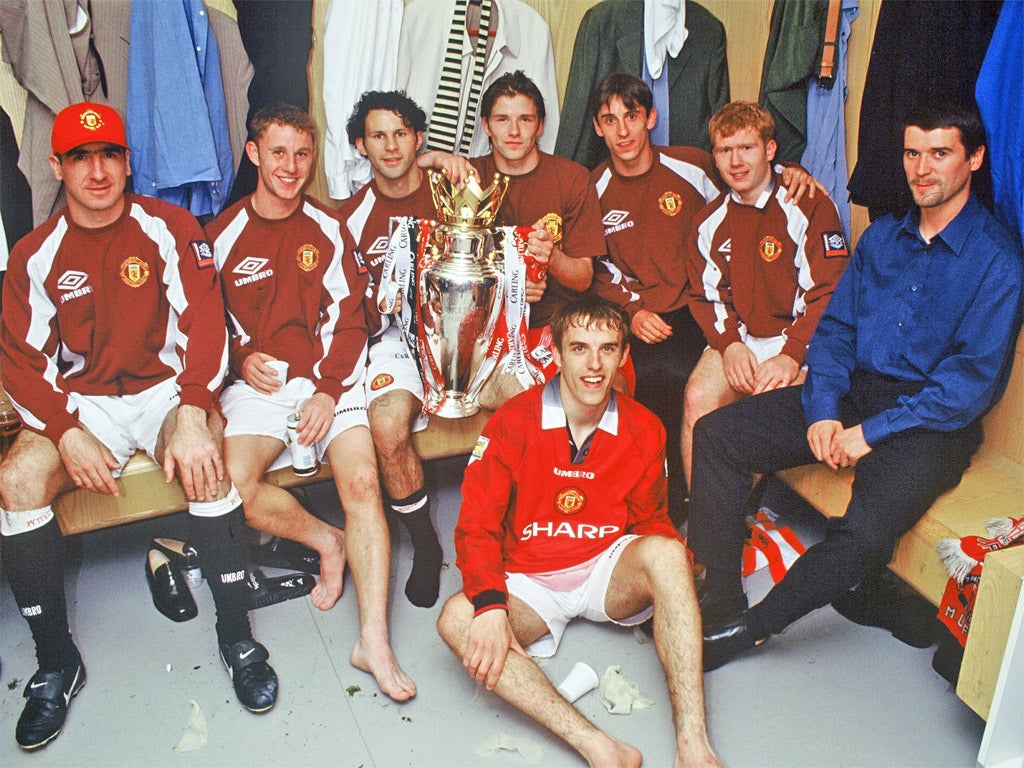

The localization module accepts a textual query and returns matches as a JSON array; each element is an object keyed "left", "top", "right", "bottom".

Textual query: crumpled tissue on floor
[
  {"left": 476, "top": 732, "right": 543, "bottom": 763},
  {"left": 599, "top": 665, "right": 654, "bottom": 714},
  {"left": 173, "top": 699, "right": 208, "bottom": 752}
]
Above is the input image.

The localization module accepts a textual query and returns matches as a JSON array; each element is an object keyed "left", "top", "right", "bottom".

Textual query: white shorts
[
  {"left": 69, "top": 378, "right": 180, "bottom": 475},
  {"left": 365, "top": 326, "right": 428, "bottom": 432},
  {"left": 221, "top": 375, "right": 369, "bottom": 471},
  {"left": 742, "top": 333, "right": 787, "bottom": 363},
  {"left": 506, "top": 535, "right": 650, "bottom": 658}
]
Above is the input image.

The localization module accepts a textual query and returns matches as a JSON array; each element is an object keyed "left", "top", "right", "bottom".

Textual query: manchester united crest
[
  {"left": 79, "top": 108, "right": 105, "bottom": 132},
  {"left": 759, "top": 236, "right": 783, "bottom": 263},
  {"left": 297, "top": 244, "right": 319, "bottom": 272},
  {"left": 119, "top": 256, "right": 149, "bottom": 288},
  {"left": 370, "top": 373, "right": 394, "bottom": 391},
  {"left": 659, "top": 191, "right": 683, "bottom": 216},
  {"left": 555, "top": 487, "right": 586, "bottom": 516},
  {"left": 541, "top": 212, "right": 563, "bottom": 244}
]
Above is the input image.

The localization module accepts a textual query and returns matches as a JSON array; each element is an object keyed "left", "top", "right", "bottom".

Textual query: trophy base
[{"left": 426, "top": 392, "right": 481, "bottom": 419}]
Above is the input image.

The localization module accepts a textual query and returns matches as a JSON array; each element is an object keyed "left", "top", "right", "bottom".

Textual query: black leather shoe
[
  {"left": 151, "top": 537, "right": 203, "bottom": 588},
  {"left": 247, "top": 568, "right": 315, "bottom": 610},
  {"left": 15, "top": 654, "right": 86, "bottom": 750},
  {"left": 250, "top": 536, "right": 320, "bottom": 573},
  {"left": 702, "top": 611, "right": 764, "bottom": 671},
  {"left": 146, "top": 549, "right": 199, "bottom": 622},
  {"left": 831, "top": 572, "right": 938, "bottom": 648},
  {"left": 220, "top": 640, "right": 278, "bottom": 713}
]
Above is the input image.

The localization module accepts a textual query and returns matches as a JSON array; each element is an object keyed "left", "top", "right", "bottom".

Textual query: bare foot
[
  {"left": 310, "top": 527, "right": 346, "bottom": 611},
  {"left": 350, "top": 633, "right": 417, "bottom": 702},
  {"left": 581, "top": 733, "right": 642, "bottom": 768}
]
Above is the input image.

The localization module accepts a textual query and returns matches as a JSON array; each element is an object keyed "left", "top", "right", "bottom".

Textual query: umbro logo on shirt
[
  {"left": 57, "top": 270, "right": 89, "bottom": 291},
  {"left": 234, "top": 257, "right": 269, "bottom": 275},
  {"left": 57, "top": 270, "right": 93, "bottom": 303},
  {"left": 718, "top": 238, "right": 732, "bottom": 254},
  {"left": 232, "top": 257, "right": 274, "bottom": 287},
  {"left": 368, "top": 236, "right": 390, "bottom": 255},
  {"left": 602, "top": 209, "right": 634, "bottom": 235}
]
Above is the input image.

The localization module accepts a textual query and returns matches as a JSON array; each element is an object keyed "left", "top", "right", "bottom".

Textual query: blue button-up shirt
[{"left": 803, "top": 194, "right": 1023, "bottom": 445}]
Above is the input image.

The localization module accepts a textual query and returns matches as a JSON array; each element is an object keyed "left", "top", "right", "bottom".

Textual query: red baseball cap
[{"left": 51, "top": 102, "right": 127, "bottom": 155}]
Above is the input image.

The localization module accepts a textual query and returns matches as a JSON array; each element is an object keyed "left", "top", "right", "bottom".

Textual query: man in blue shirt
[{"left": 688, "top": 101, "right": 1023, "bottom": 671}]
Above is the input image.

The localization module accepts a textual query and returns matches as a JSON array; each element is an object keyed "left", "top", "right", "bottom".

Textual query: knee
[
  {"left": 0, "top": 452, "right": 52, "bottom": 510},
  {"left": 633, "top": 536, "right": 691, "bottom": 581},
  {"left": 336, "top": 460, "right": 380, "bottom": 504},
  {"left": 368, "top": 400, "right": 411, "bottom": 457},
  {"left": 828, "top": 518, "right": 898, "bottom": 568},
  {"left": 436, "top": 594, "right": 469, "bottom": 647}
]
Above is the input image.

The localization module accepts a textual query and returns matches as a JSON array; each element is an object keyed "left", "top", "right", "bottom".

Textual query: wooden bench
[
  {"left": 778, "top": 330, "right": 1024, "bottom": 722},
  {"left": 52, "top": 410, "right": 492, "bottom": 536}
]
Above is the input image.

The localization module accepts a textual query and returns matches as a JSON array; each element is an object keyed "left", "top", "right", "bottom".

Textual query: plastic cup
[
  {"left": 266, "top": 360, "right": 288, "bottom": 398},
  {"left": 556, "top": 662, "right": 599, "bottom": 703}
]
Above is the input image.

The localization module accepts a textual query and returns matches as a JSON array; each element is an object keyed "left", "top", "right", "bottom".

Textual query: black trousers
[
  {"left": 688, "top": 373, "right": 983, "bottom": 635},
  {"left": 629, "top": 306, "right": 705, "bottom": 521}
]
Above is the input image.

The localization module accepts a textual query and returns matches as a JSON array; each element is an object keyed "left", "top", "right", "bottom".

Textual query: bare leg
[
  {"left": 437, "top": 593, "right": 642, "bottom": 768},
  {"left": 605, "top": 537, "right": 722, "bottom": 768},
  {"left": 368, "top": 390, "right": 424, "bottom": 500},
  {"left": 326, "top": 427, "right": 415, "bottom": 701},
  {"left": 682, "top": 349, "right": 745, "bottom": 488},
  {"left": 368, "top": 391, "right": 442, "bottom": 607},
  {"left": 225, "top": 434, "right": 346, "bottom": 610},
  {"left": 0, "top": 430, "right": 76, "bottom": 510}
]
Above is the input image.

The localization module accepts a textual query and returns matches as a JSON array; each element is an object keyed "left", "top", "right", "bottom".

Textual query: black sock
[
  {"left": 190, "top": 505, "right": 252, "bottom": 646},
  {"left": 3, "top": 515, "right": 78, "bottom": 670},
  {"left": 391, "top": 490, "right": 442, "bottom": 608}
]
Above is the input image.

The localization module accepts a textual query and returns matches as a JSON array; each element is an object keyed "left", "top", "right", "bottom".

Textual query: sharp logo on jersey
[
  {"left": 555, "top": 487, "right": 586, "bottom": 516},
  {"left": 759, "top": 236, "right": 783, "bottom": 263},
  {"left": 520, "top": 521, "right": 619, "bottom": 541},
  {"left": 658, "top": 191, "right": 683, "bottom": 216},
  {"left": 297, "top": 244, "right": 319, "bottom": 272},
  {"left": 541, "top": 212, "right": 563, "bottom": 244},
  {"left": 352, "top": 248, "right": 368, "bottom": 275},
  {"left": 717, "top": 238, "right": 732, "bottom": 255},
  {"left": 370, "top": 373, "right": 394, "bottom": 391},
  {"left": 469, "top": 435, "right": 489, "bottom": 464},
  {"left": 190, "top": 240, "right": 214, "bottom": 270},
  {"left": 119, "top": 256, "right": 149, "bottom": 287},
  {"left": 822, "top": 231, "right": 849, "bottom": 259}
]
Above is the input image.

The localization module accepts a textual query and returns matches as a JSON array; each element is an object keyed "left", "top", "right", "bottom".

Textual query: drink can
[{"left": 286, "top": 412, "right": 319, "bottom": 477}]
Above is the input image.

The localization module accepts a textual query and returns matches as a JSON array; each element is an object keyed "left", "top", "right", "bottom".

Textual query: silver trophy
[{"left": 416, "top": 170, "right": 509, "bottom": 418}]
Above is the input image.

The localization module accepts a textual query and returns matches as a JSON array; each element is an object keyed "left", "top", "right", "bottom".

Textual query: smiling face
[
  {"left": 49, "top": 142, "right": 130, "bottom": 228},
  {"left": 903, "top": 125, "right": 983, "bottom": 215},
  {"left": 712, "top": 126, "right": 777, "bottom": 204},
  {"left": 552, "top": 320, "right": 628, "bottom": 414},
  {"left": 247, "top": 122, "right": 315, "bottom": 218},
  {"left": 355, "top": 108, "right": 423, "bottom": 187},
  {"left": 592, "top": 96, "right": 656, "bottom": 176},
  {"left": 482, "top": 93, "right": 543, "bottom": 174}
]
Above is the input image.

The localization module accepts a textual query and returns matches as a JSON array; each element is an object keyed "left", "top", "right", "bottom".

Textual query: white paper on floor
[
  {"left": 599, "top": 665, "right": 653, "bottom": 714},
  {"left": 173, "top": 699, "right": 208, "bottom": 752},
  {"left": 476, "top": 732, "right": 543, "bottom": 763}
]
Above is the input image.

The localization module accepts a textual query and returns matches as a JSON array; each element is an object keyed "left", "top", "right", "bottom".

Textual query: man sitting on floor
[{"left": 437, "top": 294, "right": 721, "bottom": 767}]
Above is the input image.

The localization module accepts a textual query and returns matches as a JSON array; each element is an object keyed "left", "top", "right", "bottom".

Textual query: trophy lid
[{"left": 428, "top": 169, "right": 509, "bottom": 227}]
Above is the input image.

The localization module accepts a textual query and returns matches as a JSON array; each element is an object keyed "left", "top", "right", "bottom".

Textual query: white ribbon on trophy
[{"left": 498, "top": 228, "right": 545, "bottom": 391}]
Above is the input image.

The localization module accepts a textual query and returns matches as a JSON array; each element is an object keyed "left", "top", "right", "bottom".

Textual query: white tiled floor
[{"left": 1, "top": 458, "right": 985, "bottom": 767}]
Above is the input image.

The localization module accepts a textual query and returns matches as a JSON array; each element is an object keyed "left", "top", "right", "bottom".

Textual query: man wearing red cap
[{"left": 0, "top": 102, "right": 278, "bottom": 750}]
